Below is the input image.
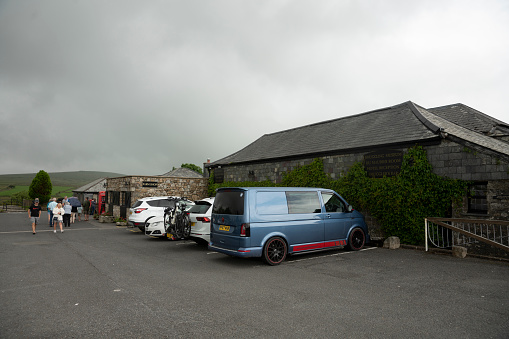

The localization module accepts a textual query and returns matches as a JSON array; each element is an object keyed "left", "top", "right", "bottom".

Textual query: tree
[
  {"left": 181, "top": 163, "right": 203, "bottom": 174},
  {"left": 28, "top": 170, "right": 52, "bottom": 203}
]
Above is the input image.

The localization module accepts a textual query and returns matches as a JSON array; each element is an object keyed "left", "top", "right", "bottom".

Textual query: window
[
  {"left": 321, "top": 192, "right": 347, "bottom": 213},
  {"left": 213, "top": 190, "right": 245, "bottom": 215},
  {"left": 188, "top": 202, "right": 212, "bottom": 214},
  {"left": 468, "top": 182, "right": 488, "bottom": 214},
  {"left": 256, "top": 192, "right": 288, "bottom": 215},
  {"left": 286, "top": 192, "right": 321, "bottom": 214}
]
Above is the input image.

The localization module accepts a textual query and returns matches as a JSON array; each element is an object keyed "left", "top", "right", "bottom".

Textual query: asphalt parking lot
[{"left": 1, "top": 211, "right": 508, "bottom": 338}]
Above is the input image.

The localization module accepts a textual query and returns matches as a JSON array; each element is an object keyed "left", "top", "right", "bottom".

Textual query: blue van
[{"left": 208, "top": 187, "right": 369, "bottom": 265}]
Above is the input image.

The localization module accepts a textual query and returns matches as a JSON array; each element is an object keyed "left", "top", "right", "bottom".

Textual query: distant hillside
[{"left": 0, "top": 171, "right": 125, "bottom": 189}]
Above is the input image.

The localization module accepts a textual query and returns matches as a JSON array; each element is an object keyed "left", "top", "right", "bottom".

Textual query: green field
[{"left": 0, "top": 171, "right": 124, "bottom": 202}]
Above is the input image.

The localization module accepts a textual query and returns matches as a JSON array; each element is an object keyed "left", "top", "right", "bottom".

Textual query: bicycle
[{"left": 164, "top": 197, "right": 191, "bottom": 240}]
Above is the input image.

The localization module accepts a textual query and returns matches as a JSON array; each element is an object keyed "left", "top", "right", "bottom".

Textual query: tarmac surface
[{"left": 1, "top": 211, "right": 508, "bottom": 338}]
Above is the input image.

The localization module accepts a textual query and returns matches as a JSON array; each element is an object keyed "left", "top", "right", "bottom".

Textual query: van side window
[
  {"left": 256, "top": 192, "right": 288, "bottom": 215},
  {"left": 286, "top": 192, "right": 321, "bottom": 214},
  {"left": 321, "top": 192, "right": 347, "bottom": 213}
]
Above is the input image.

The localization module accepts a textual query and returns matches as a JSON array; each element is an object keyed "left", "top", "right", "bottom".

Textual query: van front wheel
[
  {"left": 347, "top": 228, "right": 365, "bottom": 251},
  {"left": 263, "top": 237, "right": 287, "bottom": 265}
]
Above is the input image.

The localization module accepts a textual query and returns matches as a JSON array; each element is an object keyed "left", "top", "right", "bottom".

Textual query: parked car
[
  {"left": 129, "top": 196, "right": 191, "bottom": 232},
  {"left": 143, "top": 198, "right": 194, "bottom": 238},
  {"left": 188, "top": 197, "right": 214, "bottom": 244},
  {"left": 208, "top": 187, "right": 369, "bottom": 265}
]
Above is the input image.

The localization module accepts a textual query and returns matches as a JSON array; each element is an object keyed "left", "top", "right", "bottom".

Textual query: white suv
[
  {"left": 188, "top": 197, "right": 214, "bottom": 244},
  {"left": 129, "top": 196, "right": 192, "bottom": 232}
]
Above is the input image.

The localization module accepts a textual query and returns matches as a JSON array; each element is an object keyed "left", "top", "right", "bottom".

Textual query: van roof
[{"left": 216, "top": 187, "right": 331, "bottom": 192}]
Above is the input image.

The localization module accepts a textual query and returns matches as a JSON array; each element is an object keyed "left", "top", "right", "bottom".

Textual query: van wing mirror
[{"left": 347, "top": 205, "right": 353, "bottom": 212}]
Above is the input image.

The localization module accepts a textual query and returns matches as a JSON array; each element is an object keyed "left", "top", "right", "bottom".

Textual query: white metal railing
[{"left": 425, "top": 218, "right": 509, "bottom": 252}]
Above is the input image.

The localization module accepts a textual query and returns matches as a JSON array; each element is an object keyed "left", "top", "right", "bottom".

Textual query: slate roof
[
  {"left": 428, "top": 104, "right": 509, "bottom": 136},
  {"left": 208, "top": 101, "right": 509, "bottom": 167},
  {"left": 160, "top": 167, "right": 203, "bottom": 178},
  {"left": 73, "top": 178, "right": 107, "bottom": 193}
]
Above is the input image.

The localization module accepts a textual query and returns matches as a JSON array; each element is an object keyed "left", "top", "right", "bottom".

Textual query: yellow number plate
[
  {"left": 191, "top": 222, "right": 196, "bottom": 227},
  {"left": 167, "top": 233, "right": 173, "bottom": 238},
  {"left": 219, "top": 225, "right": 230, "bottom": 231}
]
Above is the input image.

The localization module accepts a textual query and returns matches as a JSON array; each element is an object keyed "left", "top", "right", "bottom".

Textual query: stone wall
[
  {"left": 424, "top": 139, "right": 509, "bottom": 182},
  {"left": 105, "top": 175, "right": 208, "bottom": 218}
]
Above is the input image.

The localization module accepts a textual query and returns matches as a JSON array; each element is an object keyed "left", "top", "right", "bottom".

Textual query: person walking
[
  {"left": 63, "top": 201, "right": 72, "bottom": 227},
  {"left": 90, "top": 198, "right": 96, "bottom": 217},
  {"left": 48, "top": 198, "right": 57, "bottom": 227},
  {"left": 46, "top": 200, "right": 51, "bottom": 223},
  {"left": 52, "top": 202, "right": 65, "bottom": 233},
  {"left": 77, "top": 205, "right": 83, "bottom": 221},
  {"left": 83, "top": 197, "right": 90, "bottom": 221},
  {"left": 28, "top": 198, "right": 42, "bottom": 234}
]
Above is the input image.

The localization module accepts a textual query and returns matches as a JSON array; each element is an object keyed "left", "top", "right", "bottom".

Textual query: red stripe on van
[
  {"left": 293, "top": 243, "right": 323, "bottom": 252},
  {"left": 294, "top": 240, "right": 347, "bottom": 252}
]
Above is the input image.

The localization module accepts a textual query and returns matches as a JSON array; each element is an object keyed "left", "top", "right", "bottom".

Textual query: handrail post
[{"left": 425, "top": 218, "right": 428, "bottom": 252}]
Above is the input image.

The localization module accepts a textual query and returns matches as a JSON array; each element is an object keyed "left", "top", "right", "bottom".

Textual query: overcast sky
[{"left": 1, "top": 0, "right": 508, "bottom": 176}]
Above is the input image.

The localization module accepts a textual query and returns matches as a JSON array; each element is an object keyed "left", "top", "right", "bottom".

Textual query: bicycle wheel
[
  {"left": 182, "top": 214, "right": 191, "bottom": 238},
  {"left": 174, "top": 214, "right": 184, "bottom": 239},
  {"left": 164, "top": 212, "right": 176, "bottom": 238}
]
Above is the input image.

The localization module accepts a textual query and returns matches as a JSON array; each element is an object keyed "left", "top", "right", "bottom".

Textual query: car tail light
[
  {"left": 196, "top": 217, "right": 210, "bottom": 222},
  {"left": 240, "top": 223, "right": 250, "bottom": 237},
  {"left": 134, "top": 208, "right": 147, "bottom": 214}
]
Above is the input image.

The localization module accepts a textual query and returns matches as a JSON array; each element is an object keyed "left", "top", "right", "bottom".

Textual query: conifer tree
[{"left": 28, "top": 170, "right": 52, "bottom": 203}]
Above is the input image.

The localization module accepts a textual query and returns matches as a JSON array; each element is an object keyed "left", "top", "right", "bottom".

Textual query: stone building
[
  {"left": 205, "top": 101, "right": 509, "bottom": 223},
  {"left": 105, "top": 168, "right": 208, "bottom": 218}
]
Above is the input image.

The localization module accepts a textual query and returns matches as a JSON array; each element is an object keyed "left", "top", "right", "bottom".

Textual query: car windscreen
[
  {"left": 212, "top": 191, "right": 245, "bottom": 215},
  {"left": 188, "top": 202, "right": 211, "bottom": 214}
]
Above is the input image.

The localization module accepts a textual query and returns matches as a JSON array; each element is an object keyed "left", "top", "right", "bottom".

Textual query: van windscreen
[{"left": 213, "top": 191, "right": 245, "bottom": 215}]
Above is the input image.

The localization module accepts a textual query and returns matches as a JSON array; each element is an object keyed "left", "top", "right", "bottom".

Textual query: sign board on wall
[
  {"left": 364, "top": 149, "right": 403, "bottom": 178},
  {"left": 142, "top": 181, "right": 158, "bottom": 187}
]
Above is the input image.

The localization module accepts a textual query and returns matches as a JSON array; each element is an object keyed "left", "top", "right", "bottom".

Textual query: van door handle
[{"left": 326, "top": 214, "right": 331, "bottom": 219}]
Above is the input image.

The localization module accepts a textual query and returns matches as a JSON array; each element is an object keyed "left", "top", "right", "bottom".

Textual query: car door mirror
[{"left": 347, "top": 205, "right": 353, "bottom": 212}]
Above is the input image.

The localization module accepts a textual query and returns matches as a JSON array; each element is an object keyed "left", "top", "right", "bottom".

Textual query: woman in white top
[{"left": 52, "top": 203, "right": 65, "bottom": 233}]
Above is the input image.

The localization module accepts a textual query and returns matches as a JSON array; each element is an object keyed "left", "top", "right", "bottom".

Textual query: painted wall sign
[
  {"left": 364, "top": 149, "right": 403, "bottom": 178},
  {"left": 142, "top": 181, "right": 158, "bottom": 187}
]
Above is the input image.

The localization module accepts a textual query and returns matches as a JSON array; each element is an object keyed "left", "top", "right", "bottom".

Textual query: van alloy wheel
[
  {"left": 263, "top": 237, "right": 287, "bottom": 265},
  {"left": 347, "top": 228, "right": 365, "bottom": 251}
]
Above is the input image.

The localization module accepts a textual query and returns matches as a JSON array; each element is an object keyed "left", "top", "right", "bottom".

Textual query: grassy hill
[{"left": 0, "top": 171, "right": 124, "bottom": 200}]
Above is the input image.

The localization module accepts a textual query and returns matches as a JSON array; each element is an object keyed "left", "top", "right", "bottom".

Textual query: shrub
[{"left": 28, "top": 170, "right": 52, "bottom": 204}]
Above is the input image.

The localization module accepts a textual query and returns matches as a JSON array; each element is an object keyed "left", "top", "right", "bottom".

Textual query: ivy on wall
[{"left": 208, "top": 146, "right": 467, "bottom": 245}]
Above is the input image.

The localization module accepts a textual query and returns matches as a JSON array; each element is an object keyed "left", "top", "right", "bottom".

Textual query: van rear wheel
[
  {"left": 263, "top": 237, "right": 287, "bottom": 265},
  {"left": 347, "top": 228, "right": 365, "bottom": 251}
]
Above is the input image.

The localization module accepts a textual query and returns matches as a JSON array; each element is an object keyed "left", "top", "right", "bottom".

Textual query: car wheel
[
  {"left": 346, "top": 228, "right": 365, "bottom": 251},
  {"left": 263, "top": 237, "right": 287, "bottom": 265}
]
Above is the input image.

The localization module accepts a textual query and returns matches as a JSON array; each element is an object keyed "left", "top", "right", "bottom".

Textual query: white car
[
  {"left": 129, "top": 196, "right": 192, "bottom": 232},
  {"left": 144, "top": 199, "right": 194, "bottom": 238},
  {"left": 188, "top": 197, "right": 214, "bottom": 243}
]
